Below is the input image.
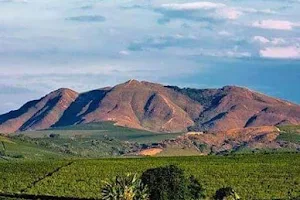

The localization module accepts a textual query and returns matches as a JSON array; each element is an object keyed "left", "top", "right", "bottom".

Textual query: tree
[
  {"left": 213, "top": 187, "right": 240, "bottom": 200},
  {"left": 49, "top": 133, "right": 60, "bottom": 138},
  {"left": 101, "top": 173, "right": 149, "bottom": 200},
  {"left": 141, "top": 165, "right": 206, "bottom": 200},
  {"left": 188, "top": 175, "right": 206, "bottom": 200}
]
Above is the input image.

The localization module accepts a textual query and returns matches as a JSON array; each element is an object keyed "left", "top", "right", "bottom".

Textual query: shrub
[
  {"left": 213, "top": 187, "right": 240, "bottom": 200},
  {"left": 49, "top": 133, "right": 60, "bottom": 138},
  {"left": 101, "top": 173, "right": 149, "bottom": 200},
  {"left": 141, "top": 165, "right": 205, "bottom": 200},
  {"left": 188, "top": 175, "right": 206, "bottom": 199}
]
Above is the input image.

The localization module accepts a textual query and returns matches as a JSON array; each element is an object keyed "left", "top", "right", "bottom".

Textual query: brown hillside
[
  {"left": 55, "top": 80, "right": 202, "bottom": 132},
  {"left": 0, "top": 80, "right": 299, "bottom": 133},
  {"left": 178, "top": 86, "right": 300, "bottom": 132},
  {"left": 0, "top": 88, "right": 78, "bottom": 133}
]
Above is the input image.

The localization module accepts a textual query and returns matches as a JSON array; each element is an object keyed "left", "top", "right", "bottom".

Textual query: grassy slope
[
  {"left": 158, "top": 146, "right": 203, "bottom": 156},
  {"left": 277, "top": 125, "right": 300, "bottom": 144},
  {"left": 21, "top": 122, "right": 183, "bottom": 144},
  {"left": 0, "top": 136, "right": 69, "bottom": 161},
  {"left": 0, "top": 122, "right": 190, "bottom": 160},
  {"left": 0, "top": 153, "right": 299, "bottom": 199}
]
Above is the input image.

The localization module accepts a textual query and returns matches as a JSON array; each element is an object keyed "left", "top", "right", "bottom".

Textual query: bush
[
  {"left": 49, "top": 133, "right": 60, "bottom": 139},
  {"left": 188, "top": 175, "right": 206, "bottom": 199},
  {"left": 10, "top": 154, "right": 25, "bottom": 159},
  {"left": 101, "top": 173, "right": 149, "bottom": 200},
  {"left": 141, "top": 165, "right": 205, "bottom": 200},
  {"left": 213, "top": 187, "right": 240, "bottom": 200}
]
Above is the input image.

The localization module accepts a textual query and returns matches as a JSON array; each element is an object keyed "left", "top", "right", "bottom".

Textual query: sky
[{"left": 0, "top": 0, "right": 300, "bottom": 114}]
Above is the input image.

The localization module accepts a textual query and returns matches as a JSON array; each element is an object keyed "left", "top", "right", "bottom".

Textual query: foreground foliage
[
  {"left": 213, "top": 187, "right": 240, "bottom": 200},
  {"left": 0, "top": 153, "right": 299, "bottom": 199},
  {"left": 141, "top": 165, "right": 205, "bottom": 200},
  {"left": 101, "top": 173, "right": 149, "bottom": 200}
]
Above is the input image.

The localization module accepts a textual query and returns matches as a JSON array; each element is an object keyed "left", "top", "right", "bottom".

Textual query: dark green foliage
[
  {"left": 165, "top": 86, "right": 224, "bottom": 109},
  {"left": 0, "top": 141, "right": 6, "bottom": 156},
  {"left": 213, "top": 187, "right": 240, "bottom": 200},
  {"left": 188, "top": 175, "right": 206, "bottom": 200},
  {"left": 276, "top": 125, "right": 300, "bottom": 144},
  {"left": 141, "top": 165, "right": 188, "bottom": 200},
  {"left": 141, "top": 165, "right": 205, "bottom": 200},
  {"left": 9, "top": 154, "right": 24, "bottom": 159},
  {"left": 49, "top": 133, "right": 60, "bottom": 138}
]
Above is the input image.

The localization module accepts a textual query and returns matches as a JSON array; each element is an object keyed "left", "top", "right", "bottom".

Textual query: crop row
[{"left": 0, "top": 153, "right": 299, "bottom": 199}]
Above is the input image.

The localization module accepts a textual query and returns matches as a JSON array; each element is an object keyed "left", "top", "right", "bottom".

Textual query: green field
[
  {"left": 21, "top": 122, "right": 183, "bottom": 143},
  {"left": 0, "top": 153, "right": 299, "bottom": 199},
  {"left": 0, "top": 122, "right": 185, "bottom": 160},
  {"left": 0, "top": 125, "right": 300, "bottom": 199},
  {"left": 277, "top": 125, "right": 300, "bottom": 144}
]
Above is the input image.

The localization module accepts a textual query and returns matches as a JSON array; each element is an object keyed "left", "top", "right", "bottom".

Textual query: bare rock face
[{"left": 0, "top": 80, "right": 299, "bottom": 133}]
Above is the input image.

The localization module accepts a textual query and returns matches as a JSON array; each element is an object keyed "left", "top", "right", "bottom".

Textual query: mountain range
[{"left": 1, "top": 80, "right": 300, "bottom": 134}]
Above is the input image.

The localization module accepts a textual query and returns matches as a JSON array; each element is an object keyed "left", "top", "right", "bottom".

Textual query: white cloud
[
  {"left": 226, "top": 51, "right": 251, "bottom": 58},
  {"left": 119, "top": 50, "right": 130, "bottom": 55},
  {"left": 218, "top": 31, "right": 232, "bottom": 36},
  {"left": 161, "top": 2, "right": 225, "bottom": 10},
  {"left": 252, "top": 20, "right": 300, "bottom": 30},
  {"left": 215, "top": 7, "right": 243, "bottom": 20},
  {"left": 239, "top": 8, "right": 276, "bottom": 14},
  {"left": 0, "top": 0, "right": 28, "bottom": 3},
  {"left": 253, "top": 36, "right": 287, "bottom": 45},
  {"left": 160, "top": 2, "right": 278, "bottom": 20},
  {"left": 271, "top": 38, "right": 286, "bottom": 45},
  {"left": 199, "top": 49, "right": 251, "bottom": 58},
  {"left": 260, "top": 46, "right": 300, "bottom": 59},
  {"left": 161, "top": 2, "right": 242, "bottom": 20},
  {"left": 253, "top": 36, "right": 270, "bottom": 44}
]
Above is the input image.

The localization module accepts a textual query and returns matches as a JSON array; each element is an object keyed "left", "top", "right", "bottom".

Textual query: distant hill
[{"left": 1, "top": 80, "right": 300, "bottom": 133}]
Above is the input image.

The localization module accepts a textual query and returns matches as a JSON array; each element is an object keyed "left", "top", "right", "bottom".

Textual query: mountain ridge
[{"left": 1, "top": 80, "right": 299, "bottom": 134}]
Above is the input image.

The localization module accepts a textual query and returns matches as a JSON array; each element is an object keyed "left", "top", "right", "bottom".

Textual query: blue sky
[{"left": 0, "top": 0, "right": 300, "bottom": 114}]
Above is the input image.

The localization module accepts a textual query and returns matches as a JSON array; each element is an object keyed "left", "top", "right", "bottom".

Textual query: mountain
[
  {"left": 0, "top": 80, "right": 300, "bottom": 133},
  {"left": 0, "top": 88, "right": 78, "bottom": 133},
  {"left": 168, "top": 85, "right": 300, "bottom": 131}
]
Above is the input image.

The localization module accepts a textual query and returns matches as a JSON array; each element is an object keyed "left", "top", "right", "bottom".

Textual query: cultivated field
[{"left": 0, "top": 153, "right": 299, "bottom": 199}]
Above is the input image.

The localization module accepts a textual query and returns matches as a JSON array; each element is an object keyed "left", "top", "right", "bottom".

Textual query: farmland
[
  {"left": 0, "top": 153, "right": 299, "bottom": 199},
  {"left": 21, "top": 122, "right": 183, "bottom": 143}
]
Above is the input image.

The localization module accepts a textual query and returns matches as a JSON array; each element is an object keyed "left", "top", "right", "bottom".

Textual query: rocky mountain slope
[{"left": 1, "top": 80, "right": 300, "bottom": 133}]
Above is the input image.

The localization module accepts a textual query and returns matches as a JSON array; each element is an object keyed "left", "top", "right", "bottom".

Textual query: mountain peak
[
  {"left": 50, "top": 88, "right": 78, "bottom": 96},
  {"left": 125, "top": 79, "right": 141, "bottom": 85},
  {"left": 0, "top": 80, "right": 299, "bottom": 133}
]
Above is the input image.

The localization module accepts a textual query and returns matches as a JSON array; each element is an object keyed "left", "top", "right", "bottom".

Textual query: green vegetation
[
  {"left": 158, "top": 147, "right": 202, "bottom": 157},
  {"left": 0, "top": 160, "right": 68, "bottom": 193},
  {"left": 101, "top": 173, "right": 149, "bottom": 200},
  {"left": 0, "top": 135, "right": 69, "bottom": 161},
  {"left": 141, "top": 165, "right": 205, "bottom": 200},
  {"left": 277, "top": 125, "right": 300, "bottom": 144},
  {"left": 3, "top": 123, "right": 298, "bottom": 161},
  {"left": 213, "top": 187, "right": 240, "bottom": 200},
  {"left": 0, "top": 153, "right": 299, "bottom": 199},
  {"left": 0, "top": 122, "right": 185, "bottom": 159},
  {"left": 277, "top": 133, "right": 300, "bottom": 144},
  {"left": 10, "top": 134, "right": 138, "bottom": 158},
  {"left": 22, "top": 122, "right": 183, "bottom": 144},
  {"left": 0, "top": 124, "right": 299, "bottom": 199}
]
